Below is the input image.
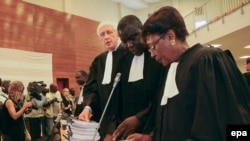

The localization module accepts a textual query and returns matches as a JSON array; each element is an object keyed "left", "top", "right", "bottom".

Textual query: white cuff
[{"left": 84, "top": 106, "right": 92, "bottom": 113}]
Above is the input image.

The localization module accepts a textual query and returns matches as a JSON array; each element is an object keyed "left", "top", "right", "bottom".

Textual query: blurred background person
[
  {"left": 61, "top": 88, "right": 73, "bottom": 116},
  {"left": 43, "top": 83, "right": 62, "bottom": 136},
  {"left": 68, "top": 88, "right": 76, "bottom": 116},
  {"left": 40, "top": 84, "right": 49, "bottom": 138},
  {"left": 1, "top": 81, "right": 32, "bottom": 141},
  {"left": 74, "top": 70, "right": 88, "bottom": 117},
  {"left": 24, "top": 82, "right": 47, "bottom": 141},
  {"left": 243, "top": 57, "right": 250, "bottom": 87},
  {"left": 0, "top": 80, "right": 10, "bottom": 106},
  {"left": 0, "top": 78, "right": 2, "bottom": 92},
  {"left": 0, "top": 80, "right": 11, "bottom": 141},
  {"left": 69, "top": 88, "right": 75, "bottom": 100}
]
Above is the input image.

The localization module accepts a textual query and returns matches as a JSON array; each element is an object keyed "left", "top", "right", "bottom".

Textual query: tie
[{"left": 102, "top": 51, "right": 113, "bottom": 84}]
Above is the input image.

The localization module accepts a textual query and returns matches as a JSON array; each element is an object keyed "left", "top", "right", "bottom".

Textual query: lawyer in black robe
[
  {"left": 111, "top": 15, "right": 164, "bottom": 140},
  {"left": 140, "top": 6, "right": 250, "bottom": 141},
  {"left": 153, "top": 43, "right": 250, "bottom": 141},
  {"left": 116, "top": 51, "right": 163, "bottom": 138},
  {"left": 82, "top": 43, "right": 127, "bottom": 138}
]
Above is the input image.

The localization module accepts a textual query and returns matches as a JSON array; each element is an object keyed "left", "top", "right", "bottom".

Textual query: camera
[{"left": 27, "top": 81, "right": 48, "bottom": 110}]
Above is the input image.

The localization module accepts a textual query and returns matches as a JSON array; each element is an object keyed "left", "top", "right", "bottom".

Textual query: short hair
[
  {"left": 142, "top": 6, "right": 189, "bottom": 42},
  {"left": 49, "top": 83, "right": 58, "bottom": 93},
  {"left": 117, "top": 15, "right": 142, "bottom": 32},
  {"left": 96, "top": 21, "right": 118, "bottom": 37},
  {"left": 1, "top": 80, "right": 11, "bottom": 93},
  {"left": 246, "top": 57, "right": 250, "bottom": 64},
  {"left": 77, "top": 70, "right": 88, "bottom": 78}
]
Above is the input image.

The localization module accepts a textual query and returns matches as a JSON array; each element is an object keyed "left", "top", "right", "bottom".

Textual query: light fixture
[
  {"left": 239, "top": 56, "right": 250, "bottom": 59},
  {"left": 208, "top": 44, "right": 221, "bottom": 48},
  {"left": 244, "top": 45, "right": 250, "bottom": 48}
]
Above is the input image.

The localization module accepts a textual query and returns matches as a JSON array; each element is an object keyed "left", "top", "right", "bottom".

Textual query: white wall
[
  {"left": 22, "top": 0, "right": 207, "bottom": 23},
  {"left": 0, "top": 48, "right": 53, "bottom": 95},
  {"left": 23, "top": 0, "right": 121, "bottom": 23}
]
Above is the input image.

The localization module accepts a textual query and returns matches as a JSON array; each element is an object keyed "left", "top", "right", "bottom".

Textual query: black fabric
[
  {"left": 61, "top": 95, "right": 73, "bottom": 115},
  {"left": 28, "top": 117, "right": 41, "bottom": 141},
  {"left": 243, "top": 72, "right": 250, "bottom": 88},
  {"left": 83, "top": 44, "right": 128, "bottom": 138},
  {"left": 115, "top": 51, "right": 164, "bottom": 133},
  {"left": 74, "top": 103, "right": 83, "bottom": 117},
  {"left": 2, "top": 99, "right": 25, "bottom": 141},
  {"left": 0, "top": 99, "right": 8, "bottom": 134},
  {"left": 153, "top": 43, "right": 250, "bottom": 141}
]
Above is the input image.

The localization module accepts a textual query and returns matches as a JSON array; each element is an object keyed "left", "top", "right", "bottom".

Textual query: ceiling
[
  {"left": 204, "top": 25, "right": 250, "bottom": 69},
  {"left": 112, "top": 0, "right": 165, "bottom": 9},
  {"left": 113, "top": 0, "right": 250, "bottom": 71}
]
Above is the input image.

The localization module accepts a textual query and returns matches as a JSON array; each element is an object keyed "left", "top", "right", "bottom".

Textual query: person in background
[
  {"left": 78, "top": 21, "right": 128, "bottom": 140},
  {"left": 243, "top": 57, "right": 250, "bottom": 87},
  {"left": 43, "top": 83, "right": 62, "bottom": 136},
  {"left": 0, "top": 80, "right": 10, "bottom": 106},
  {"left": 2, "top": 81, "right": 32, "bottom": 141},
  {"left": 111, "top": 15, "right": 164, "bottom": 141},
  {"left": 0, "top": 80, "right": 11, "bottom": 141},
  {"left": 0, "top": 78, "right": 2, "bottom": 92},
  {"left": 127, "top": 6, "right": 250, "bottom": 141},
  {"left": 68, "top": 88, "right": 76, "bottom": 116},
  {"left": 41, "top": 85, "right": 49, "bottom": 137},
  {"left": 0, "top": 77, "right": 2, "bottom": 91},
  {"left": 69, "top": 88, "right": 75, "bottom": 100},
  {"left": 24, "top": 82, "right": 47, "bottom": 141},
  {"left": 61, "top": 88, "right": 73, "bottom": 116},
  {"left": 74, "top": 70, "right": 88, "bottom": 117}
]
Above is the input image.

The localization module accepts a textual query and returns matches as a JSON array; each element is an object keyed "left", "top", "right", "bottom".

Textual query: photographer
[{"left": 24, "top": 81, "right": 47, "bottom": 141}]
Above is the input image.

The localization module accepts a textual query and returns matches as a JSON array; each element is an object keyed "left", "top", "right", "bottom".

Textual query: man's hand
[
  {"left": 112, "top": 116, "right": 141, "bottom": 140},
  {"left": 78, "top": 107, "right": 92, "bottom": 121},
  {"left": 126, "top": 133, "right": 152, "bottom": 141}
]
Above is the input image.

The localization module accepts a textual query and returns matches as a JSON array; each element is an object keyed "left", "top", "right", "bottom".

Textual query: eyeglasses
[{"left": 148, "top": 33, "right": 165, "bottom": 53}]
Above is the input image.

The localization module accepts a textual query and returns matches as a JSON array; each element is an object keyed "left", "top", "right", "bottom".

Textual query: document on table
[{"left": 68, "top": 119, "right": 100, "bottom": 141}]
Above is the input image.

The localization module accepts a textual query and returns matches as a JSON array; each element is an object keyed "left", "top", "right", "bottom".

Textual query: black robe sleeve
[
  {"left": 186, "top": 45, "right": 250, "bottom": 141},
  {"left": 154, "top": 44, "right": 250, "bottom": 141}
]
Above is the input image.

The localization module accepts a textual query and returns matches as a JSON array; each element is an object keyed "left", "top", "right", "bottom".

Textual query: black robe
[
  {"left": 243, "top": 72, "right": 250, "bottom": 88},
  {"left": 83, "top": 44, "right": 128, "bottom": 138},
  {"left": 116, "top": 51, "right": 164, "bottom": 134},
  {"left": 154, "top": 43, "right": 250, "bottom": 141}
]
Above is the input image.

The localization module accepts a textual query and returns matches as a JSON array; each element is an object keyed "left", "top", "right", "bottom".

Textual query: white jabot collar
[
  {"left": 128, "top": 53, "right": 144, "bottom": 82},
  {"left": 102, "top": 41, "right": 121, "bottom": 84},
  {"left": 161, "top": 62, "right": 179, "bottom": 105},
  {"left": 102, "top": 51, "right": 113, "bottom": 84},
  {"left": 77, "top": 84, "right": 84, "bottom": 104}
]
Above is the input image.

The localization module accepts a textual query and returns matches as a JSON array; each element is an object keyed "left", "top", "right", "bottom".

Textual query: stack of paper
[{"left": 68, "top": 119, "right": 100, "bottom": 141}]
